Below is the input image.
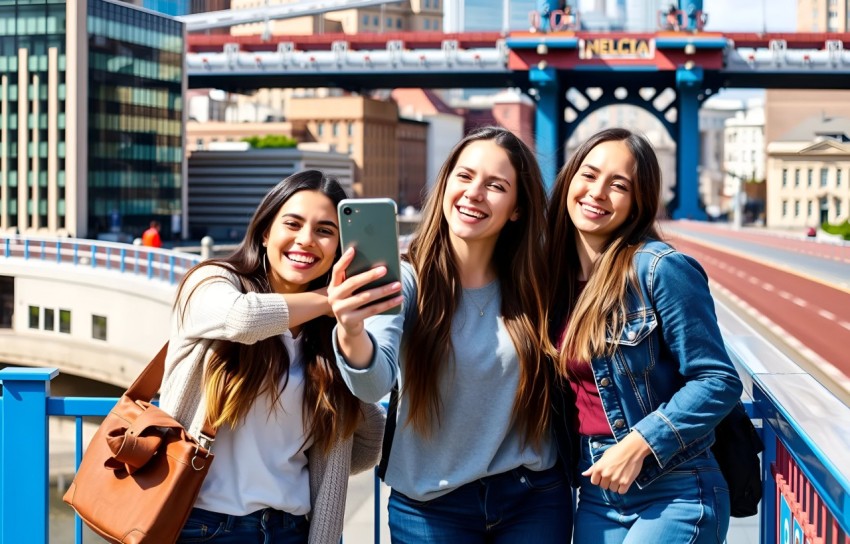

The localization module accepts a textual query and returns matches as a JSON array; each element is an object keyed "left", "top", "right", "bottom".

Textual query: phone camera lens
[{"left": 343, "top": 207, "right": 352, "bottom": 215}]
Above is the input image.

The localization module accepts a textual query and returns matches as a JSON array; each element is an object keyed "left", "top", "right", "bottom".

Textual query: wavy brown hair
[
  {"left": 176, "top": 170, "right": 360, "bottom": 453},
  {"left": 546, "top": 128, "right": 663, "bottom": 376},
  {"left": 404, "top": 127, "right": 555, "bottom": 448}
]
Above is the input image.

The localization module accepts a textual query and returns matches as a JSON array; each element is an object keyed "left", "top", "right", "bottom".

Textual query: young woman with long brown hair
[
  {"left": 547, "top": 128, "right": 742, "bottom": 542},
  {"left": 159, "top": 170, "right": 384, "bottom": 544},
  {"left": 327, "top": 127, "right": 572, "bottom": 543}
]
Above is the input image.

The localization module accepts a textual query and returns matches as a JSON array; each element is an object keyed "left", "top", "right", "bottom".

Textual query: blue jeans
[
  {"left": 177, "top": 507, "right": 309, "bottom": 544},
  {"left": 387, "top": 465, "right": 572, "bottom": 544},
  {"left": 575, "top": 435, "right": 730, "bottom": 544}
]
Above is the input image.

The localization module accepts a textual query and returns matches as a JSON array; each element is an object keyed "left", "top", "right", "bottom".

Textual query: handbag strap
[{"left": 124, "top": 342, "right": 218, "bottom": 440}]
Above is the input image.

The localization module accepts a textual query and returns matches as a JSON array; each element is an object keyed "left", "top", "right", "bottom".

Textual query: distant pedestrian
[
  {"left": 141, "top": 220, "right": 162, "bottom": 248},
  {"left": 665, "top": 4, "right": 680, "bottom": 31},
  {"left": 547, "top": 128, "right": 742, "bottom": 542}
]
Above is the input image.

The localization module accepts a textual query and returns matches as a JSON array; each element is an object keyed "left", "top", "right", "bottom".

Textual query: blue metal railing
[{"left": 0, "top": 234, "right": 201, "bottom": 285}]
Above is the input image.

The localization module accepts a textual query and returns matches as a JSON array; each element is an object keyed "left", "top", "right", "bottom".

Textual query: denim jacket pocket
[{"left": 606, "top": 310, "right": 658, "bottom": 375}]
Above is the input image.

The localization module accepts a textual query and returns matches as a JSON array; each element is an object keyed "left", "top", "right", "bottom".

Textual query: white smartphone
[{"left": 337, "top": 198, "right": 402, "bottom": 315}]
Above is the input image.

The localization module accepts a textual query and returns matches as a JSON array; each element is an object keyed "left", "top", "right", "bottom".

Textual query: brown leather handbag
[{"left": 63, "top": 343, "right": 216, "bottom": 544}]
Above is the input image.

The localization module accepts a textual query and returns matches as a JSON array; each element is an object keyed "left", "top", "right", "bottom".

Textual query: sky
[{"left": 701, "top": 0, "right": 797, "bottom": 32}]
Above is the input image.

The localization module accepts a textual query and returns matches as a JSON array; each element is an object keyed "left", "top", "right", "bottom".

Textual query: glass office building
[
  {"left": 444, "top": 0, "right": 538, "bottom": 32},
  {"left": 0, "top": 0, "right": 185, "bottom": 240}
]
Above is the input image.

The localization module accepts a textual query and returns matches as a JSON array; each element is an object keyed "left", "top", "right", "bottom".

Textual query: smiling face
[
  {"left": 567, "top": 139, "right": 636, "bottom": 250},
  {"left": 262, "top": 190, "right": 339, "bottom": 294},
  {"left": 441, "top": 139, "right": 520, "bottom": 252}
]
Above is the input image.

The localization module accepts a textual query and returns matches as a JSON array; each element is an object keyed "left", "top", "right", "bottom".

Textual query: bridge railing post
[{"left": 0, "top": 367, "right": 57, "bottom": 544}]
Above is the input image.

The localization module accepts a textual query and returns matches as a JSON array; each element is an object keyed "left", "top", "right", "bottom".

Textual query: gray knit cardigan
[{"left": 159, "top": 265, "right": 385, "bottom": 544}]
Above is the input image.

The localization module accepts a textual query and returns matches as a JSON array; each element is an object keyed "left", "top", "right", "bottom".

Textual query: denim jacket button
[
  {"left": 613, "top": 419, "right": 625, "bottom": 429},
  {"left": 626, "top": 330, "right": 637, "bottom": 341},
  {"left": 599, "top": 377, "right": 610, "bottom": 387}
]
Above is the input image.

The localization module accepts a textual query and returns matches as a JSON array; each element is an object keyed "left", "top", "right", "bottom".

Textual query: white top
[{"left": 195, "top": 331, "right": 313, "bottom": 516}]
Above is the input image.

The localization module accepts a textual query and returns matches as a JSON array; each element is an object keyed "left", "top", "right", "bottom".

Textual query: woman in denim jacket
[{"left": 546, "top": 128, "right": 743, "bottom": 543}]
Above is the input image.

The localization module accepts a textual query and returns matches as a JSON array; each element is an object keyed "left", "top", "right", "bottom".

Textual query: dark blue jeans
[
  {"left": 177, "top": 507, "right": 309, "bottom": 544},
  {"left": 387, "top": 465, "right": 572, "bottom": 544}
]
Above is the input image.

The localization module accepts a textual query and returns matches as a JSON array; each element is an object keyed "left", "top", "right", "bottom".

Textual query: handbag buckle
[
  {"left": 197, "top": 432, "right": 215, "bottom": 454},
  {"left": 191, "top": 434, "right": 214, "bottom": 471}
]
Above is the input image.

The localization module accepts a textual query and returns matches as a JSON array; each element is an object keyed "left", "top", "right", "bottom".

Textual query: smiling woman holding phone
[{"left": 327, "top": 127, "right": 572, "bottom": 543}]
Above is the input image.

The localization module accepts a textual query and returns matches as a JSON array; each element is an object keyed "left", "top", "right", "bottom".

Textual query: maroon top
[
  {"left": 568, "top": 357, "right": 612, "bottom": 437},
  {"left": 559, "top": 281, "right": 613, "bottom": 437}
]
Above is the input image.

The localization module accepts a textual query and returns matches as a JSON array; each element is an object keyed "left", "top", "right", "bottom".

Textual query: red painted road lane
[
  {"left": 668, "top": 221, "right": 850, "bottom": 264},
  {"left": 670, "top": 235, "right": 850, "bottom": 381}
]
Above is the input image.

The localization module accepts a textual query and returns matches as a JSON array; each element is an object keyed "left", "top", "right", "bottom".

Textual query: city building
[
  {"left": 763, "top": 0, "right": 850, "bottom": 223},
  {"left": 286, "top": 95, "right": 400, "bottom": 199},
  {"left": 229, "top": 0, "right": 442, "bottom": 35},
  {"left": 765, "top": 115, "right": 850, "bottom": 229},
  {"left": 443, "top": 0, "right": 537, "bottom": 33},
  {"left": 796, "top": 0, "right": 848, "bottom": 32},
  {"left": 392, "top": 88, "right": 465, "bottom": 192},
  {"left": 0, "top": 0, "right": 185, "bottom": 241},
  {"left": 724, "top": 98, "right": 766, "bottom": 222},
  {"left": 699, "top": 97, "right": 742, "bottom": 218},
  {"left": 396, "top": 118, "right": 429, "bottom": 209},
  {"left": 187, "top": 147, "right": 354, "bottom": 240},
  {"left": 122, "top": 0, "right": 231, "bottom": 17}
]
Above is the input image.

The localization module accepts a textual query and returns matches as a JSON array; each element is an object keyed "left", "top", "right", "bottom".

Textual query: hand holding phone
[{"left": 336, "top": 198, "right": 403, "bottom": 316}]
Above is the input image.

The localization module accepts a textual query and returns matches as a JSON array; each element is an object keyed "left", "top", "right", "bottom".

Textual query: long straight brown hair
[
  {"left": 176, "top": 171, "right": 360, "bottom": 453},
  {"left": 404, "top": 127, "right": 555, "bottom": 448},
  {"left": 546, "top": 128, "right": 663, "bottom": 375}
]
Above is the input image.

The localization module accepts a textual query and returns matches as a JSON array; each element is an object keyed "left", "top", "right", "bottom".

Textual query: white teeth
[
  {"left": 287, "top": 254, "right": 316, "bottom": 264},
  {"left": 458, "top": 206, "right": 486, "bottom": 219},
  {"left": 581, "top": 203, "right": 609, "bottom": 215}
]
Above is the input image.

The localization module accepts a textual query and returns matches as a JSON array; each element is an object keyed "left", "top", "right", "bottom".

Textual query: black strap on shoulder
[{"left": 376, "top": 383, "right": 399, "bottom": 481}]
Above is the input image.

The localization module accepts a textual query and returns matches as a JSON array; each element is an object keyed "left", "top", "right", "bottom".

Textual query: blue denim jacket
[{"left": 585, "top": 239, "right": 743, "bottom": 488}]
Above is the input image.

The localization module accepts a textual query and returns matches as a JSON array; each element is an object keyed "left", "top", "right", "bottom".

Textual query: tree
[{"left": 242, "top": 135, "right": 298, "bottom": 149}]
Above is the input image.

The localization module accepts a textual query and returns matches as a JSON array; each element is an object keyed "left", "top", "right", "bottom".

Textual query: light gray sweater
[
  {"left": 160, "top": 264, "right": 384, "bottom": 544},
  {"left": 334, "top": 262, "right": 556, "bottom": 502}
]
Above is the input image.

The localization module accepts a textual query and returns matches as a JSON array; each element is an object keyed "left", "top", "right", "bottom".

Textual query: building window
[
  {"left": 348, "top": 122, "right": 354, "bottom": 136},
  {"left": 836, "top": 199, "right": 843, "bottom": 218},
  {"left": 807, "top": 169, "right": 813, "bottom": 187},
  {"left": 0, "top": 276, "right": 12, "bottom": 329},
  {"left": 837, "top": 169, "right": 842, "bottom": 187},
  {"left": 29, "top": 306, "right": 40, "bottom": 329},
  {"left": 794, "top": 200, "right": 800, "bottom": 216},
  {"left": 424, "top": 19, "right": 430, "bottom": 30},
  {"left": 92, "top": 315, "right": 108, "bottom": 341},
  {"left": 781, "top": 168, "right": 788, "bottom": 188},
  {"left": 44, "top": 308, "right": 55, "bottom": 331},
  {"left": 317, "top": 123, "right": 324, "bottom": 136},
  {"left": 362, "top": 14, "right": 369, "bottom": 26},
  {"left": 782, "top": 200, "right": 788, "bottom": 217},
  {"left": 396, "top": 18, "right": 402, "bottom": 29},
  {"left": 794, "top": 169, "right": 800, "bottom": 187},
  {"left": 807, "top": 199, "right": 814, "bottom": 217},
  {"left": 821, "top": 168, "right": 828, "bottom": 187},
  {"left": 332, "top": 122, "right": 339, "bottom": 136},
  {"left": 373, "top": 16, "right": 379, "bottom": 25},
  {"left": 59, "top": 309, "right": 71, "bottom": 334}
]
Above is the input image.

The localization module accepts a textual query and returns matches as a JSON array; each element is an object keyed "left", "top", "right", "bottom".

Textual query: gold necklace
[{"left": 464, "top": 286, "right": 497, "bottom": 317}]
